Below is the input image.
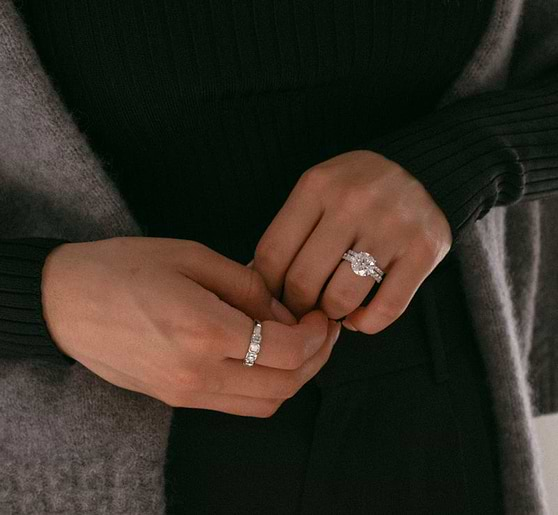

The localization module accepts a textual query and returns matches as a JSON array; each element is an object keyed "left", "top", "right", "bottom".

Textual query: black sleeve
[
  {"left": 0, "top": 237, "right": 77, "bottom": 366},
  {"left": 353, "top": 69, "right": 558, "bottom": 249}
]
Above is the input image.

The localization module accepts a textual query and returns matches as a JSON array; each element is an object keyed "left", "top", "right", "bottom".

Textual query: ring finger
[
  {"left": 318, "top": 239, "right": 393, "bottom": 320},
  {"left": 187, "top": 318, "right": 340, "bottom": 400}
]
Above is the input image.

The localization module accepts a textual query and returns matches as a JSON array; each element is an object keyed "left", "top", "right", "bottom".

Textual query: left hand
[{"left": 248, "top": 150, "right": 453, "bottom": 335}]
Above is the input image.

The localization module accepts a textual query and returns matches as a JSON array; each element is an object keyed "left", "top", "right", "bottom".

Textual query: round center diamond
[{"left": 351, "top": 253, "right": 375, "bottom": 276}]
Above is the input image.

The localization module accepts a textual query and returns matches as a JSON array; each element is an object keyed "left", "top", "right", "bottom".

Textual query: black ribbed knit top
[
  {"left": 3, "top": 0, "right": 558, "bottom": 367},
  {"left": 13, "top": 0, "right": 495, "bottom": 267}
]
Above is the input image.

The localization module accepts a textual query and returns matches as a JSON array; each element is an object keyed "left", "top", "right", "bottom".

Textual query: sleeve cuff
[
  {"left": 0, "top": 238, "right": 77, "bottom": 367},
  {"left": 350, "top": 77, "right": 558, "bottom": 249},
  {"left": 352, "top": 110, "right": 512, "bottom": 249}
]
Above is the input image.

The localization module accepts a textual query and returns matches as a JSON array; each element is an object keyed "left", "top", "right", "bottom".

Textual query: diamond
[
  {"left": 249, "top": 343, "right": 260, "bottom": 353},
  {"left": 351, "top": 253, "right": 375, "bottom": 276},
  {"left": 342, "top": 250, "right": 384, "bottom": 283}
]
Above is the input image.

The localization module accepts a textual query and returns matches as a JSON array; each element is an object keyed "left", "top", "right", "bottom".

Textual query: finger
[
  {"left": 182, "top": 288, "right": 330, "bottom": 370},
  {"left": 252, "top": 176, "right": 323, "bottom": 299},
  {"left": 220, "top": 308, "right": 331, "bottom": 370},
  {"left": 79, "top": 353, "right": 286, "bottom": 418},
  {"left": 183, "top": 318, "right": 341, "bottom": 400},
  {"left": 172, "top": 241, "right": 297, "bottom": 325},
  {"left": 343, "top": 252, "right": 431, "bottom": 334},
  {"left": 281, "top": 212, "right": 356, "bottom": 318},
  {"left": 318, "top": 242, "right": 391, "bottom": 320}
]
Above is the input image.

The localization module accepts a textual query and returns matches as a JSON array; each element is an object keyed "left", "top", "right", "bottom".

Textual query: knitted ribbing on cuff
[
  {"left": 0, "top": 237, "right": 76, "bottom": 366},
  {"left": 353, "top": 74, "right": 558, "bottom": 249}
]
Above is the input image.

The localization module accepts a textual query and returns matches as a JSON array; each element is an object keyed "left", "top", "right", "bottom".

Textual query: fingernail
[
  {"left": 333, "top": 322, "right": 342, "bottom": 343},
  {"left": 246, "top": 259, "right": 254, "bottom": 268},
  {"left": 342, "top": 319, "right": 357, "bottom": 331},
  {"left": 271, "top": 298, "right": 297, "bottom": 324}
]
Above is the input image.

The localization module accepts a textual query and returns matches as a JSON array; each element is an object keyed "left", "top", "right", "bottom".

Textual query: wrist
[{"left": 41, "top": 242, "right": 78, "bottom": 364}]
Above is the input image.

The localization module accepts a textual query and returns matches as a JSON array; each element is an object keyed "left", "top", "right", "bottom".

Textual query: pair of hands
[{"left": 42, "top": 149, "right": 452, "bottom": 418}]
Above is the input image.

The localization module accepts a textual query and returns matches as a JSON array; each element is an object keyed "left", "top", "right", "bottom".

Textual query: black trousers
[{"left": 165, "top": 251, "right": 505, "bottom": 514}]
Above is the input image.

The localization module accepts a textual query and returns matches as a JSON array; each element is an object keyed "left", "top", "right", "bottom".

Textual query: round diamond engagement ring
[{"left": 341, "top": 249, "right": 384, "bottom": 283}]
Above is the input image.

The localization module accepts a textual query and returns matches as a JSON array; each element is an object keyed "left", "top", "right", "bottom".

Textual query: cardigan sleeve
[
  {"left": 352, "top": 68, "right": 558, "bottom": 249},
  {"left": 0, "top": 237, "right": 77, "bottom": 366}
]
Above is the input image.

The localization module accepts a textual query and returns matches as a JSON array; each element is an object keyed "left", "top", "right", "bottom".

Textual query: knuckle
[
  {"left": 228, "top": 267, "right": 268, "bottom": 302},
  {"left": 242, "top": 268, "right": 269, "bottom": 297},
  {"left": 284, "top": 269, "right": 312, "bottom": 300},
  {"left": 298, "top": 166, "right": 328, "bottom": 192},
  {"left": 254, "top": 239, "right": 281, "bottom": 270},
  {"left": 406, "top": 234, "right": 443, "bottom": 269},
  {"left": 419, "top": 234, "right": 445, "bottom": 261},
  {"left": 324, "top": 288, "right": 358, "bottom": 315}
]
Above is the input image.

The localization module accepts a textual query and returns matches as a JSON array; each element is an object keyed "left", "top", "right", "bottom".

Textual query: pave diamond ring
[
  {"left": 341, "top": 249, "right": 385, "bottom": 284},
  {"left": 243, "top": 319, "right": 263, "bottom": 367}
]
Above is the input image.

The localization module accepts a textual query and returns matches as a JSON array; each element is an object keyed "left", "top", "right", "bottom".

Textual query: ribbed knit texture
[
  {"left": 0, "top": 238, "right": 74, "bottom": 365},
  {"left": 6, "top": 0, "right": 558, "bottom": 367},
  {"left": 1, "top": 0, "right": 557, "bottom": 512},
  {"left": 357, "top": 71, "right": 558, "bottom": 246},
  {"left": 11, "top": 0, "right": 496, "bottom": 258},
  {"left": 4, "top": 0, "right": 495, "bottom": 365}
]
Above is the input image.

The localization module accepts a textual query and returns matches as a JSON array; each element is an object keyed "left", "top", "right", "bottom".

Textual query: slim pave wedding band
[
  {"left": 243, "top": 319, "right": 263, "bottom": 367},
  {"left": 342, "top": 249, "right": 384, "bottom": 283}
]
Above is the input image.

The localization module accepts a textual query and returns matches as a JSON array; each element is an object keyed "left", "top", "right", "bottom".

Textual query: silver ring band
[
  {"left": 342, "top": 249, "right": 385, "bottom": 283},
  {"left": 243, "top": 319, "right": 262, "bottom": 367}
]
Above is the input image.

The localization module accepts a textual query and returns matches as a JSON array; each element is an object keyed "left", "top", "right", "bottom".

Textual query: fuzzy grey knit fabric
[{"left": 0, "top": 0, "right": 556, "bottom": 513}]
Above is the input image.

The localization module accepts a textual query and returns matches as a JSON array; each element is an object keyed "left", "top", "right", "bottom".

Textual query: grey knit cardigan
[{"left": 1, "top": 0, "right": 557, "bottom": 513}]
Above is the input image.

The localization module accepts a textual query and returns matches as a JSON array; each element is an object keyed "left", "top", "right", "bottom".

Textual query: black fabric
[
  {"left": 0, "top": 238, "right": 75, "bottom": 366},
  {"left": 11, "top": 0, "right": 497, "bottom": 263},
  {"left": 5, "top": 1, "right": 509, "bottom": 513},
  {"left": 355, "top": 70, "right": 558, "bottom": 246},
  {"left": 164, "top": 255, "right": 505, "bottom": 514}
]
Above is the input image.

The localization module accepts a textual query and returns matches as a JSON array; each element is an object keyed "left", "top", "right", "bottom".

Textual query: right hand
[{"left": 41, "top": 236, "right": 341, "bottom": 418}]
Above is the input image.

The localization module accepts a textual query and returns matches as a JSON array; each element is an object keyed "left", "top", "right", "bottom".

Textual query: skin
[
  {"left": 250, "top": 149, "right": 453, "bottom": 333},
  {"left": 42, "top": 149, "right": 451, "bottom": 418},
  {"left": 42, "top": 236, "right": 340, "bottom": 418}
]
